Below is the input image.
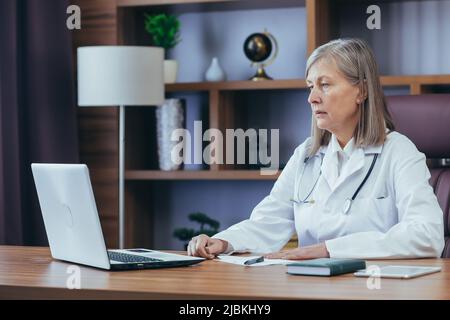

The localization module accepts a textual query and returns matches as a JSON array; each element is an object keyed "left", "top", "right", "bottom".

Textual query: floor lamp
[{"left": 77, "top": 46, "right": 164, "bottom": 249}]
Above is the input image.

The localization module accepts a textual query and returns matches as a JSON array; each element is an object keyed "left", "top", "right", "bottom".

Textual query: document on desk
[{"left": 216, "top": 255, "right": 292, "bottom": 267}]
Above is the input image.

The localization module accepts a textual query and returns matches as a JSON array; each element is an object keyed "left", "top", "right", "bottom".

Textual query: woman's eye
[{"left": 321, "top": 83, "right": 329, "bottom": 88}]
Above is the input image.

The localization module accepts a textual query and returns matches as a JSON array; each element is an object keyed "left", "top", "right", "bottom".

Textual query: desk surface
[{"left": 0, "top": 246, "right": 449, "bottom": 299}]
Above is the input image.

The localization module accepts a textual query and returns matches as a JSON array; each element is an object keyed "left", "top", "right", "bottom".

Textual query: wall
[
  {"left": 339, "top": 0, "right": 450, "bottom": 75},
  {"left": 170, "top": 6, "right": 307, "bottom": 81}
]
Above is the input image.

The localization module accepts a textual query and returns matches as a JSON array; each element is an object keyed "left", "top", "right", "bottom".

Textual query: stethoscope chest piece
[{"left": 342, "top": 198, "right": 352, "bottom": 215}]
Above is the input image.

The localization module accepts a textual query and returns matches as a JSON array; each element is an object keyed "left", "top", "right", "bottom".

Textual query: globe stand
[
  {"left": 249, "top": 64, "right": 273, "bottom": 81},
  {"left": 243, "top": 30, "right": 279, "bottom": 82}
]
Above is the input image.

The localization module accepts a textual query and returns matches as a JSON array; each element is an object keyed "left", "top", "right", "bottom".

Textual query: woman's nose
[{"left": 308, "top": 88, "right": 321, "bottom": 105}]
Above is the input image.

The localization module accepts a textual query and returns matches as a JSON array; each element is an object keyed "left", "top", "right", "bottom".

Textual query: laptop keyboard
[{"left": 108, "top": 251, "right": 163, "bottom": 263}]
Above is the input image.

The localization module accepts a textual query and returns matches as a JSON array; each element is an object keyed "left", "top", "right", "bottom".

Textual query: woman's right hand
[{"left": 187, "top": 234, "right": 228, "bottom": 259}]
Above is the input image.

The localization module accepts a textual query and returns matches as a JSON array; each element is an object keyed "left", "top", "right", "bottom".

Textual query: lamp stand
[{"left": 119, "top": 105, "right": 125, "bottom": 249}]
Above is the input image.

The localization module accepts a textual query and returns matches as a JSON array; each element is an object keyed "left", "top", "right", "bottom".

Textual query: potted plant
[
  {"left": 173, "top": 212, "right": 220, "bottom": 250},
  {"left": 144, "top": 13, "right": 181, "bottom": 83}
]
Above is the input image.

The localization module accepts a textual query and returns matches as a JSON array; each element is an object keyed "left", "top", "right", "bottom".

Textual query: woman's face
[{"left": 306, "top": 58, "right": 362, "bottom": 141}]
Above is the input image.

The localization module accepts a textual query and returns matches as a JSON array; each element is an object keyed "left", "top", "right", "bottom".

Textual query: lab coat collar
[
  {"left": 317, "top": 139, "right": 383, "bottom": 156},
  {"left": 329, "top": 134, "right": 355, "bottom": 158},
  {"left": 318, "top": 134, "right": 384, "bottom": 192},
  {"left": 363, "top": 143, "right": 383, "bottom": 155}
]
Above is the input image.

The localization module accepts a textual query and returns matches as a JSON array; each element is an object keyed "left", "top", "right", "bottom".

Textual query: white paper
[{"left": 216, "top": 255, "right": 292, "bottom": 267}]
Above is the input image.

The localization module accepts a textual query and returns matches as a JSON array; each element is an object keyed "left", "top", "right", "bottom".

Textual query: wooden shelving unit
[
  {"left": 380, "top": 75, "right": 450, "bottom": 95},
  {"left": 117, "top": 0, "right": 304, "bottom": 8},
  {"left": 166, "top": 79, "right": 308, "bottom": 92},
  {"left": 165, "top": 75, "right": 450, "bottom": 94},
  {"left": 73, "top": 0, "right": 450, "bottom": 248},
  {"left": 126, "top": 169, "right": 281, "bottom": 180},
  {"left": 117, "top": 0, "right": 253, "bottom": 6}
]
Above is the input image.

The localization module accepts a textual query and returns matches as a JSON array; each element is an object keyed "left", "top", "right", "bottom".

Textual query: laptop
[{"left": 31, "top": 163, "right": 205, "bottom": 271}]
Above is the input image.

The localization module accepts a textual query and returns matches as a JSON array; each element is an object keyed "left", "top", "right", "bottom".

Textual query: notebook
[{"left": 287, "top": 258, "right": 366, "bottom": 276}]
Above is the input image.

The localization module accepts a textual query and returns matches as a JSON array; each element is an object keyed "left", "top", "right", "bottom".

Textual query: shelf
[
  {"left": 125, "top": 170, "right": 281, "bottom": 180},
  {"left": 166, "top": 79, "right": 308, "bottom": 92},
  {"left": 165, "top": 75, "right": 450, "bottom": 93},
  {"left": 117, "top": 0, "right": 303, "bottom": 8},
  {"left": 117, "top": 0, "right": 234, "bottom": 5},
  {"left": 380, "top": 75, "right": 450, "bottom": 86}
]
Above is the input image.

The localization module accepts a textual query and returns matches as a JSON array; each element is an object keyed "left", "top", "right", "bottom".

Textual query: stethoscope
[{"left": 291, "top": 152, "right": 379, "bottom": 215}]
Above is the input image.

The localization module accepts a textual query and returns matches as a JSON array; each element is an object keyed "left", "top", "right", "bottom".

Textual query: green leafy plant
[
  {"left": 144, "top": 13, "right": 181, "bottom": 50},
  {"left": 173, "top": 212, "right": 220, "bottom": 245}
]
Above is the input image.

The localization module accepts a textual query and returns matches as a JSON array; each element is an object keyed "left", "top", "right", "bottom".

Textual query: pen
[{"left": 243, "top": 256, "right": 264, "bottom": 265}]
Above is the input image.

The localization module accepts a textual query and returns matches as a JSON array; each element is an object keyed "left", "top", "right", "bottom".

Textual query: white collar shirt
[{"left": 326, "top": 134, "right": 356, "bottom": 189}]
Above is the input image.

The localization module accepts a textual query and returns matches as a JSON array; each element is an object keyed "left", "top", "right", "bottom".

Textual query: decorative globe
[{"left": 243, "top": 33, "right": 273, "bottom": 63}]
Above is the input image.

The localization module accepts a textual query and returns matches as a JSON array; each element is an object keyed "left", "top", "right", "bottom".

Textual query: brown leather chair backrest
[{"left": 386, "top": 95, "right": 450, "bottom": 257}]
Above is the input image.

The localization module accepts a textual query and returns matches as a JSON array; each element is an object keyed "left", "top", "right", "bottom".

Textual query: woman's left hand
[{"left": 264, "top": 243, "right": 330, "bottom": 260}]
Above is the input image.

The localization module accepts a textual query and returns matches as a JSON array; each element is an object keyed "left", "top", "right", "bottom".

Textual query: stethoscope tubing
[{"left": 291, "top": 152, "right": 379, "bottom": 215}]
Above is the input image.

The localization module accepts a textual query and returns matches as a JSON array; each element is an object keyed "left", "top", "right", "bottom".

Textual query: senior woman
[{"left": 187, "top": 38, "right": 445, "bottom": 260}]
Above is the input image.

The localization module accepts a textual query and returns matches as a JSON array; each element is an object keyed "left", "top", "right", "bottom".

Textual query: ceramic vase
[{"left": 205, "top": 57, "right": 226, "bottom": 82}]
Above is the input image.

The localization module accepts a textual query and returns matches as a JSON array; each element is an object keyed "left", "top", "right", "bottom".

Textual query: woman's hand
[
  {"left": 187, "top": 234, "right": 228, "bottom": 259},
  {"left": 264, "top": 243, "right": 330, "bottom": 260}
]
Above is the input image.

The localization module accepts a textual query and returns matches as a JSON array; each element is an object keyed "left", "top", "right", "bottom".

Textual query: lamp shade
[{"left": 77, "top": 46, "right": 164, "bottom": 106}]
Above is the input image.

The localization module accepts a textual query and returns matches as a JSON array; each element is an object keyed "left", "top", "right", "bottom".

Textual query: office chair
[{"left": 387, "top": 94, "right": 450, "bottom": 258}]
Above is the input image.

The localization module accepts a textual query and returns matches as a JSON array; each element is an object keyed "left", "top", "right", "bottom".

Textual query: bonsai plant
[
  {"left": 144, "top": 13, "right": 181, "bottom": 83},
  {"left": 173, "top": 212, "right": 220, "bottom": 249}
]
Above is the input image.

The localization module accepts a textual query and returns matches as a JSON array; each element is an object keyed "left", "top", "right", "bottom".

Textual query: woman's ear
[{"left": 357, "top": 79, "right": 368, "bottom": 104}]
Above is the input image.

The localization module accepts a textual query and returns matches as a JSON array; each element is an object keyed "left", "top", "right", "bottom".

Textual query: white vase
[
  {"left": 155, "top": 99, "right": 185, "bottom": 171},
  {"left": 205, "top": 57, "right": 226, "bottom": 82},
  {"left": 164, "top": 60, "right": 178, "bottom": 83}
]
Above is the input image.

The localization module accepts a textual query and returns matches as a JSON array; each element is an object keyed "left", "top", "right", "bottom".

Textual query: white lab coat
[{"left": 213, "top": 131, "right": 445, "bottom": 259}]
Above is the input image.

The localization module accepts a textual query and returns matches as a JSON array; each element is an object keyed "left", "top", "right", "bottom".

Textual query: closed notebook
[{"left": 287, "top": 258, "right": 366, "bottom": 276}]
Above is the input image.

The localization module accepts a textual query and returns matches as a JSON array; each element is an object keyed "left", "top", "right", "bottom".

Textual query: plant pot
[{"left": 164, "top": 59, "right": 178, "bottom": 83}]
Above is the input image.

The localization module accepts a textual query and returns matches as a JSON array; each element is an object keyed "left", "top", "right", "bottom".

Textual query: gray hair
[{"left": 305, "top": 38, "right": 395, "bottom": 156}]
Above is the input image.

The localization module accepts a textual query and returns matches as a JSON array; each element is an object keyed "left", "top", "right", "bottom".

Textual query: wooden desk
[{"left": 0, "top": 246, "right": 449, "bottom": 299}]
